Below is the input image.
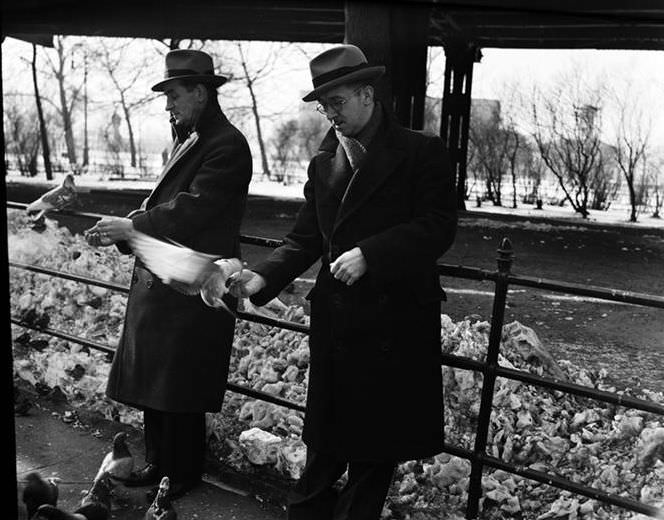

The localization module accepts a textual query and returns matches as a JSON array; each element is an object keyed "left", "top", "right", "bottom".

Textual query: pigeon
[
  {"left": 77, "top": 472, "right": 113, "bottom": 519},
  {"left": 94, "top": 431, "right": 134, "bottom": 483},
  {"left": 26, "top": 174, "right": 78, "bottom": 221},
  {"left": 128, "top": 230, "right": 242, "bottom": 315},
  {"left": 32, "top": 474, "right": 112, "bottom": 520},
  {"left": 145, "top": 476, "right": 177, "bottom": 520},
  {"left": 22, "top": 471, "right": 59, "bottom": 519}
]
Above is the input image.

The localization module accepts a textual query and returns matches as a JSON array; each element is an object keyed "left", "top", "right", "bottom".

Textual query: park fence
[{"left": 7, "top": 200, "right": 664, "bottom": 519}]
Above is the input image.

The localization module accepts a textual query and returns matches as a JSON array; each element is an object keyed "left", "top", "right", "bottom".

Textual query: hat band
[
  {"left": 312, "top": 63, "right": 370, "bottom": 88},
  {"left": 164, "top": 68, "right": 214, "bottom": 79}
]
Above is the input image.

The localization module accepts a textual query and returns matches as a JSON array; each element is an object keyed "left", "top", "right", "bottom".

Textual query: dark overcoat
[
  {"left": 251, "top": 113, "right": 457, "bottom": 461},
  {"left": 106, "top": 103, "right": 252, "bottom": 413}
]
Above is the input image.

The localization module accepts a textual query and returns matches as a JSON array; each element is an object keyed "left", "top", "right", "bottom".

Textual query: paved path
[{"left": 15, "top": 403, "right": 286, "bottom": 519}]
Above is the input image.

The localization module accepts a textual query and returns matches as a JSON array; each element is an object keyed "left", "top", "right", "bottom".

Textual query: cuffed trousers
[
  {"left": 288, "top": 449, "right": 396, "bottom": 520},
  {"left": 143, "top": 408, "right": 206, "bottom": 484}
]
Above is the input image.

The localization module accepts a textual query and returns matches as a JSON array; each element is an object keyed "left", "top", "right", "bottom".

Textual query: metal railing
[{"left": 7, "top": 201, "right": 664, "bottom": 518}]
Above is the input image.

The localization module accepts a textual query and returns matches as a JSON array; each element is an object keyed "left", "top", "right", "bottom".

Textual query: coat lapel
[
  {"left": 147, "top": 131, "right": 200, "bottom": 206},
  {"left": 332, "top": 122, "right": 405, "bottom": 234}
]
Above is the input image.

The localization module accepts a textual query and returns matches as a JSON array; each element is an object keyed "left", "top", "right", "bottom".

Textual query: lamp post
[{"left": 82, "top": 48, "right": 89, "bottom": 168}]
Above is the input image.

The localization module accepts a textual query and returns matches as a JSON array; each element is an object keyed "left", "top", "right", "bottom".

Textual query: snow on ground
[{"left": 6, "top": 171, "right": 664, "bottom": 231}]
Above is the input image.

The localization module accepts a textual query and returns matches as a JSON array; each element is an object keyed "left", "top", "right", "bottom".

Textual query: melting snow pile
[{"left": 9, "top": 211, "right": 664, "bottom": 519}]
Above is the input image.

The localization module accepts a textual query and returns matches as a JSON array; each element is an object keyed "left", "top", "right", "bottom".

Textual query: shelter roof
[{"left": 2, "top": 0, "right": 664, "bottom": 50}]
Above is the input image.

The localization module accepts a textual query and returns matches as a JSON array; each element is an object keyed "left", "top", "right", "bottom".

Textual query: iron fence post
[{"left": 465, "top": 237, "right": 514, "bottom": 518}]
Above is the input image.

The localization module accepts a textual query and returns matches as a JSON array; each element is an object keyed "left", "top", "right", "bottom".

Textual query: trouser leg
[
  {"left": 142, "top": 408, "right": 206, "bottom": 483},
  {"left": 287, "top": 449, "right": 347, "bottom": 520},
  {"left": 332, "top": 459, "right": 396, "bottom": 520}
]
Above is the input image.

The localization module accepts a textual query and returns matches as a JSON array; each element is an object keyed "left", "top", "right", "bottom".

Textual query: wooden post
[
  {"left": 344, "top": 1, "right": 430, "bottom": 130},
  {"left": 440, "top": 41, "right": 481, "bottom": 210}
]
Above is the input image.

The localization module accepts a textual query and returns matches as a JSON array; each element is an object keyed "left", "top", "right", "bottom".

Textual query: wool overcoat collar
[
  {"left": 148, "top": 102, "right": 228, "bottom": 205},
  {"left": 315, "top": 105, "right": 407, "bottom": 235}
]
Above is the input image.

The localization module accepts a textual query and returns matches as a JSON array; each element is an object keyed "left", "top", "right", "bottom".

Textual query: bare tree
[
  {"left": 29, "top": 44, "right": 53, "bottom": 180},
  {"left": 609, "top": 86, "right": 652, "bottom": 222},
  {"left": 530, "top": 75, "right": 605, "bottom": 219},
  {"left": 229, "top": 41, "right": 286, "bottom": 180},
  {"left": 519, "top": 140, "right": 546, "bottom": 207},
  {"left": 4, "top": 101, "right": 41, "bottom": 176},
  {"left": 42, "top": 36, "right": 83, "bottom": 169},
  {"left": 97, "top": 39, "right": 157, "bottom": 168}
]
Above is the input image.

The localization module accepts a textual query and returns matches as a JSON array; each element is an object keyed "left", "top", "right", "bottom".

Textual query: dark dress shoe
[
  {"left": 145, "top": 479, "right": 199, "bottom": 502},
  {"left": 125, "top": 463, "right": 161, "bottom": 487}
]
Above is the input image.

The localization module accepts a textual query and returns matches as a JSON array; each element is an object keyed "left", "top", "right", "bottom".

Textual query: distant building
[{"left": 423, "top": 96, "right": 501, "bottom": 133}]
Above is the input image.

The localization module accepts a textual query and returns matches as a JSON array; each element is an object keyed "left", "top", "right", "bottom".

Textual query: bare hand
[
  {"left": 330, "top": 247, "right": 367, "bottom": 286},
  {"left": 227, "top": 269, "right": 266, "bottom": 298},
  {"left": 200, "top": 259, "right": 244, "bottom": 308},
  {"left": 84, "top": 228, "right": 115, "bottom": 248},
  {"left": 85, "top": 217, "right": 135, "bottom": 244}
]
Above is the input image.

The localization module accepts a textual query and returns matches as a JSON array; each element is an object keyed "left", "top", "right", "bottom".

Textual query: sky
[{"left": 3, "top": 36, "right": 664, "bottom": 162}]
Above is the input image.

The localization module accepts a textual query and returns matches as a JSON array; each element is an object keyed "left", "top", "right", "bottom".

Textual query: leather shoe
[
  {"left": 145, "top": 479, "right": 199, "bottom": 503},
  {"left": 124, "top": 463, "right": 161, "bottom": 487}
]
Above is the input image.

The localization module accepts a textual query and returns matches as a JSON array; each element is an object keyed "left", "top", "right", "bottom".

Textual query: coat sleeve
[
  {"left": 250, "top": 160, "right": 323, "bottom": 306},
  {"left": 115, "top": 205, "right": 148, "bottom": 255},
  {"left": 129, "top": 134, "right": 252, "bottom": 243},
  {"left": 357, "top": 135, "right": 457, "bottom": 286}
]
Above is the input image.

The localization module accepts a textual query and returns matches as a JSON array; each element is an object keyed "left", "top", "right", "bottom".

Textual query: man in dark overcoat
[
  {"left": 86, "top": 49, "right": 252, "bottom": 499},
  {"left": 225, "top": 44, "right": 457, "bottom": 519}
]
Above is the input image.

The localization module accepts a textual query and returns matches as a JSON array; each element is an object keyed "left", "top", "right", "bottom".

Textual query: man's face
[
  {"left": 164, "top": 81, "right": 202, "bottom": 128},
  {"left": 317, "top": 84, "right": 372, "bottom": 137}
]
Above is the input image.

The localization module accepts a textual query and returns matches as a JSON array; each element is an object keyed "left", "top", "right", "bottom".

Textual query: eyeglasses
[{"left": 315, "top": 86, "right": 365, "bottom": 116}]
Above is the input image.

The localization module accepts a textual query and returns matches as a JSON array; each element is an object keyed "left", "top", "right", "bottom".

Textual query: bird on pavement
[
  {"left": 31, "top": 472, "right": 113, "bottom": 520},
  {"left": 94, "top": 431, "right": 134, "bottom": 484},
  {"left": 26, "top": 174, "right": 78, "bottom": 221},
  {"left": 145, "top": 476, "right": 177, "bottom": 520},
  {"left": 22, "top": 471, "right": 59, "bottom": 519}
]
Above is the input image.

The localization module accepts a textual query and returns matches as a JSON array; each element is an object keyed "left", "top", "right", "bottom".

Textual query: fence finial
[{"left": 496, "top": 237, "right": 513, "bottom": 274}]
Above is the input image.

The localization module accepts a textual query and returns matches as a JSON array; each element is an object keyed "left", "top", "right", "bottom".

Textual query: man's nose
[{"left": 165, "top": 99, "right": 173, "bottom": 111}]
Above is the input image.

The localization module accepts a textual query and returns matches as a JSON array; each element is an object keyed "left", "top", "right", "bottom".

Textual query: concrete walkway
[{"left": 15, "top": 402, "right": 286, "bottom": 520}]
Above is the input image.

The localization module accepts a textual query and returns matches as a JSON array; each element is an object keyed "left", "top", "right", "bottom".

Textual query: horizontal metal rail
[
  {"left": 440, "top": 353, "right": 664, "bottom": 416},
  {"left": 442, "top": 443, "right": 662, "bottom": 517},
  {"left": 7, "top": 201, "right": 286, "bottom": 250},
  {"left": 11, "top": 318, "right": 305, "bottom": 413},
  {"left": 9, "top": 261, "right": 309, "bottom": 334},
  {"left": 437, "top": 265, "right": 664, "bottom": 309},
  {"left": 11, "top": 318, "right": 116, "bottom": 355},
  {"left": 9, "top": 261, "right": 130, "bottom": 293}
]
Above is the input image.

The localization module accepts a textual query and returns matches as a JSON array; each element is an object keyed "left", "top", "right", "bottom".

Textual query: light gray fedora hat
[{"left": 302, "top": 44, "right": 385, "bottom": 102}]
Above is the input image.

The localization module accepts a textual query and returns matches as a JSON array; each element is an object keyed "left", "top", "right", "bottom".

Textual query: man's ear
[
  {"left": 195, "top": 84, "right": 208, "bottom": 103},
  {"left": 363, "top": 85, "right": 375, "bottom": 105}
]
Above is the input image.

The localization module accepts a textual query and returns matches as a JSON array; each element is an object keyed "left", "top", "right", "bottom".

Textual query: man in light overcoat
[{"left": 87, "top": 49, "right": 252, "bottom": 500}]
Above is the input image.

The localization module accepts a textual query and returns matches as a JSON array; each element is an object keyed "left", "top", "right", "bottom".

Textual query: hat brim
[
  {"left": 152, "top": 74, "right": 228, "bottom": 92},
  {"left": 302, "top": 66, "right": 385, "bottom": 102}
]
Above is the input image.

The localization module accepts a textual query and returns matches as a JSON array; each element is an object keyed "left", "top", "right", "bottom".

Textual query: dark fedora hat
[
  {"left": 152, "top": 49, "right": 228, "bottom": 92},
  {"left": 302, "top": 44, "right": 385, "bottom": 102}
]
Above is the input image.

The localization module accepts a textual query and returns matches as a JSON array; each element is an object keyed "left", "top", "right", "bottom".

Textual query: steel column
[{"left": 440, "top": 42, "right": 481, "bottom": 210}]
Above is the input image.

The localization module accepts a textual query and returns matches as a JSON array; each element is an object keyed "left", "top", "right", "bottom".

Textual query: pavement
[{"left": 15, "top": 399, "right": 287, "bottom": 520}]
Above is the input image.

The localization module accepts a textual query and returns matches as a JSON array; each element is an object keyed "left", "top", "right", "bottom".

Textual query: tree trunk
[
  {"left": 31, "top": 44, "right": 53, "bottom": 180},
  {"left": 627, "top": 178, "right": 638, "bottom": 222},
  {"left": 240, "top": 54, "right": 270, "bottom": 179},
  {"left": 120, "top": 94, "right": 137, "bottom": 168},
  {"left": 511, "top": 168, "right": 517, "bottom": 209}
]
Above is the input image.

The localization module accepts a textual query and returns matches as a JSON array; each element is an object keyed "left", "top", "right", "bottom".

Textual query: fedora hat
[
  {"left": 302, "top": 44, "right": 385, "bottom": 102},
  {"left": 152, "top": 49, "right": 228, "bottom": 92}
]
